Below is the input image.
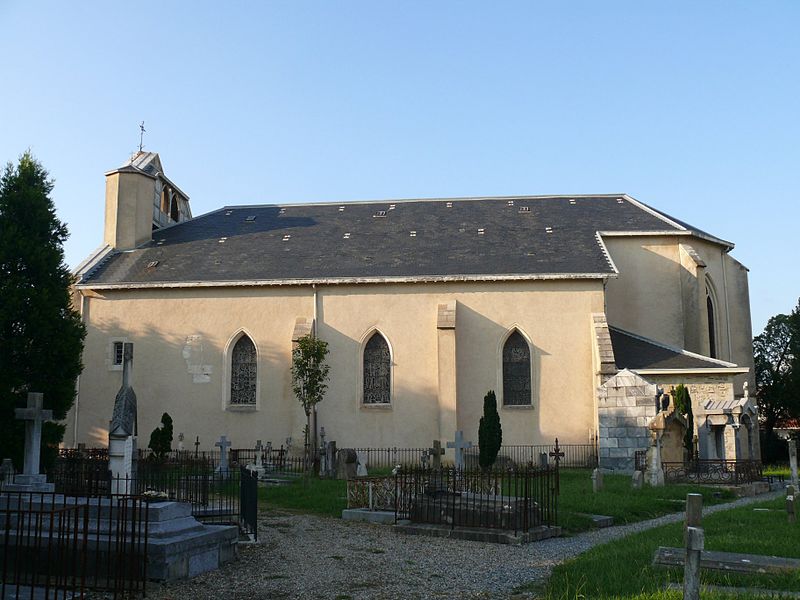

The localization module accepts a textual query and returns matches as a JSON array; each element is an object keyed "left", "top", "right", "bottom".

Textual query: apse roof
[
  {"left": 609, "top": 326, "right": 739, "bottom": 371},
  {"left": 79, "top": 194, "right": 730, "bottom": 287}
]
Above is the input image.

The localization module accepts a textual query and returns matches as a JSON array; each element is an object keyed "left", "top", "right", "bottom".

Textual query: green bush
[{"left": 148, "top": 412, "right": 173, "bottom": 461}]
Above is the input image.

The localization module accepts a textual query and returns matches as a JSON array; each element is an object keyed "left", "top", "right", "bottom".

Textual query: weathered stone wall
[{"left": 598, "top": 370, "right": 657, "bottom": 472}]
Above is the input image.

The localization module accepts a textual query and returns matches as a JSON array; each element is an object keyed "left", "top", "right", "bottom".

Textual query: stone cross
[
  {"left": 429, "top": 440, "right": 445, "bottom": 470},
  {"left": 194, "top": 435, "right": 200, "bottom": 456},
  {"left": 447, "top": 431, "right": 473, "bottom": 470},
  {"left": 788, "top": 440, "right": 798, "bottom": 488},
  {"left": 647, "top": 437, "right": 665, "bottom": 487},
  {"left": 15, "top": 392, "right": 52, "bottom": 478},
  {"left": 684, "top": 493, "right": 704, "bottom": 600},
  {"left": 215, "top": 435, "right": 231, "bottom": 475}
]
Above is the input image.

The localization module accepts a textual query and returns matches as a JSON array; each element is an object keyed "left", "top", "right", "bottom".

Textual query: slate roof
[
  {"left": 80, "top": 194, "right": 723, "bottom": 287},
  {"left": 609, "top": 327, "right": 738, "bottom": 371}
]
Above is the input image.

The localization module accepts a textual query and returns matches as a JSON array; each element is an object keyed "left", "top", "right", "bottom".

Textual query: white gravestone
[
  {"left": 631, "top": 470, "right": 644, "bottom": 490},
  {"left": 447, "top": 431, "right": 473, "bottom": 471},
  {"left": 591, "top": 468, "right": 604, "bottom": 493},
  {"left": 646, "top": 437, "right": 665, "bottom": 487},
  {"left": 789, "top": 440, "right": 798, "bottom": 489},
  {"left": 356, "top": 451, "right": 369, "bottom": 477},
  {"left": 3, "top": 392, "right": 54, "bottom": 492},
  {"left": 215, "top": 435, "right": 232, "bottom": 477}
]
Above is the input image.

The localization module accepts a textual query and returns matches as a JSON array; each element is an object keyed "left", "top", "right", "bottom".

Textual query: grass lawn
[
  {"left": 260, "top": 469, "right": 737, "bottom": 532},
  {"left": 557, "top": 469, "right": 735, "bottom": 532},
  {"left": 525, "top": 496, "right": 799, "bottom": 599},
  {"left": 261, "top": 476, "right": 347, "bottom": 517}
]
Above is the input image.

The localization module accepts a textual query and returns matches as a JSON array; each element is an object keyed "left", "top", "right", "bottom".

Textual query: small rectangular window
[{"left": 113, "top": 341, "right": 124, "bottom": 366}]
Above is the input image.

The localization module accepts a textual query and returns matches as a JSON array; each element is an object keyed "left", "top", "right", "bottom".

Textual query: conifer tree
[
  {"left": 148, "top": 412, "right": 174, "bottom": 461},
  {"left": 478, "top": 390, "right": 502, "bottom": 470},
  {"left": 0, "top": 152, "right": 85, "bottom": 470},
  {"left": 673, "top": 384, "right": 694, "bottom": 457}
]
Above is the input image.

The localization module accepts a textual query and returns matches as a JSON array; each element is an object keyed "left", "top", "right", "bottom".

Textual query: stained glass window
[
  {"left": 706, "top": 292, "right": 717, "bottom": 359},
  {"left": 363, "top": 333, "right": 391, "bottom": 404},
  {"left": 503, "top": 330, "right": 531, "bottom": 406},
  {"left": 231, "top": 335, "right": 257, "bottom": 405}
]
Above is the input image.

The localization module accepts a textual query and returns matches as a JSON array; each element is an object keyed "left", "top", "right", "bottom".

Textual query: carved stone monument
[
  {"left": 591, "top": 468, "right": 604, "bottom": 493},
  {"left": 2, "top": 392, "right": 54, "bottom": 492},
  {"left": 215, "top": 435, "right": 231, "bottom": 477},
  {"left": 109, "top": 343, "right": 138, "bottom": 495}
]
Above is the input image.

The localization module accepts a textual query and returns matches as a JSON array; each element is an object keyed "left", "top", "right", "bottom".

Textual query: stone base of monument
[
  {"left": 1, "top": 473, "right": 55, "bottom": 493},
  {"left": 0, "top": 495, "right": 238, "bottom": 582},
  {"left": 341, "top": 508, "right": 397, "bottom": 524},
  {"left": 142, "top": 501, "right": 239, "bottom": 580},
  {"left": 400, "top": 491, "right": 561, "bottom": 544}
]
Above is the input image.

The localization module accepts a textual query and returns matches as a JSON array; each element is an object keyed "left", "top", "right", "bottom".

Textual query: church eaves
[{"left": 77, "top": 194, "right": 727, "bottom": 289}]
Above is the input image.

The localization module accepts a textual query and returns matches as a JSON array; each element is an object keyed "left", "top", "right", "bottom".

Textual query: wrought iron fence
[
  {"left": 239, "top": 467, "right": 259, "bottom": 541},
  {"left": 490, "top": 444, "right": 598, "bottom": 469},
  {"left": 634, "top": 449, "right": 647, "bottom": 472},
  {"left": 662, "top": 459, "right": 764, "bottom": 485},
  {"left": 1, "top": 491, "right": 149, "bottom": 599},
  {"left": 49, "top": 455, "right": 257, "bottom": 535},
  {"left": 394, "top": 466, "right": 557, "bottom": 535},
  {"left": 350, "top": 448, "right": 428, "bottom": 470}
]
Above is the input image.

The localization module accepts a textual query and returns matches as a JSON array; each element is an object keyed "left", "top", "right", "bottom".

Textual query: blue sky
[{"left": 1, "top": 1, "right": 797, "bottom": 333}]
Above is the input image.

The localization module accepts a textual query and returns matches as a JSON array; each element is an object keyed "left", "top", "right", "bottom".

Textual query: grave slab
[{"left": 653, "top": 546, "right": 800, "bottom": 574}]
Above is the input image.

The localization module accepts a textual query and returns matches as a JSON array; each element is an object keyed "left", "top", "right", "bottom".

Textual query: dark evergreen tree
[
  {"left": 673, "top": 384, "right": 694, "bottom": 458},
  {"left": 478, "top": 390, "right": 502, "bottom": 470},
  {"left": 0, "top": 152, "right": 85, "bottom": 471},
  {"left": 148, "top": 413, "right": 174, "bottom": 460}
]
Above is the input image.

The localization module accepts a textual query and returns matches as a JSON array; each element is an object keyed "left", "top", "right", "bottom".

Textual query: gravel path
[{"left": 147, "top": 491, "right": 782, "bottom": 600}]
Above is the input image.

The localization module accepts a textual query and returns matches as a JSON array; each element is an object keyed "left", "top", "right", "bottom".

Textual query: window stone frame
[
  {"left": 222, "top": 329, "right": 260, "bottom": 412},
  {"left": 358, "top": 328, "right": 394, "bottom": 410}
]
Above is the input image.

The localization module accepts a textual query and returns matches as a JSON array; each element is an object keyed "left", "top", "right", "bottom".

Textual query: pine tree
[
  {"left": 0, "top": 152, "right": 85, "bottom": 470},
  {"left": 478, "top": 390, "right": 502, "bottom": 470},
  {"left": 673, "top": 384, "right": 694, "bottom": 458},
  {"left": 148, "top": 413, "right": 174, "bottom": 461}
]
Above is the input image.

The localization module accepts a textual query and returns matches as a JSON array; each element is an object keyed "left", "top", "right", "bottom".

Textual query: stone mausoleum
[{"left": 64, "top": 152, "right": 757, "bottom": 464}]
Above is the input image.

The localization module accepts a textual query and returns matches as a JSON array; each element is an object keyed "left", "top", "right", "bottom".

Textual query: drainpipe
[{"left": 73, "top": 291, "right": 88, "bottom": 446}]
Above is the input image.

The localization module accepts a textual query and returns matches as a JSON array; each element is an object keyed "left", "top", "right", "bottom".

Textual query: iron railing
[
  {"left": 1, "top": 491, "right": 148, "bottom": 599},
  {"left": 394, "top": 466, "right": 557, "bottom": 535},
  {"left": 239, "top": 467, "right": 259, "bottom": 541},
  {"left": 662, "top": 459, "right": 763, "bottom": 485}
]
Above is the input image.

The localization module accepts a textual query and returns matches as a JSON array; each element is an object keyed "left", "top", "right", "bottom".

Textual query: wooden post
[
  {"left": 788, "top": 485, "right": 797, "bottom": 524},
  {"left": 684, "top": 493, "right": 704, "bottom": 600}
]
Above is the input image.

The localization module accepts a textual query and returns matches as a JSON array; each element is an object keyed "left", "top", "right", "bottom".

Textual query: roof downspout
[
  {"left": 313, "top": 284, "right": 318, "bottom": 337},
  {"left": 73, "top": 291, "right": 88, "bottom": 447}
]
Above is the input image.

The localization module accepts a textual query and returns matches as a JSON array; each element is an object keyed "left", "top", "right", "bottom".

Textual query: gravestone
[
  {"left": 646, "top": 437, "right": 665, "bottom": 487},
  {"left": 429, "top": 440, "right": 445, "bottom": 470},
  {"left": 336, "top": 449, "right": 358, "bottom": 479},
  {"left": 789, "top": 440, "right": 798, "bottom": 489},
  {"left": 420, "top": 450, "right": 430, "bottom": 469},
  {"left": 356, "top": 451, "right": 369, "bottom": 477},
  {"left": 0, "top": 459, "right": 15, "bottom": 486},
  {"left": 3, "top": 392, "right": 55, "bottom": 492},
  {"left": 538, "top": 452, "right": 548, "bottom": 469},
  {"left": 254, "top": 440, "right": 263, "bottom": 468},
  {"left": 215, "top": 435, "right": 231, "bottom": 477},
  {"left": 447, "top": 431, "right": 473, "bottom": 471},
  {"left": 591, "top": 468, "right": 604, "bottom": 493},
  {"left": 109, "top": 343, "right": 138, "bottom": 495},
  {"left": 323, "top": 441, "right": 337, "bottom": 478},
  {"left": 631, "top": 470, "right": 644, "bottom": 490}
]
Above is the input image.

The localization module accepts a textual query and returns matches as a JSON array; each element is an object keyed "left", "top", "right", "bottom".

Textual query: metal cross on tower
[{"left": 138, "top": 121, "right": 146, "bottom": 152}]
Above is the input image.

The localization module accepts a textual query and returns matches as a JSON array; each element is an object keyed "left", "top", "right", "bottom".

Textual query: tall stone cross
[
  {"left": 429, "top": 440, "right": 445, "bottom": 470},
  {"left": 215, "top": 435, "right": 231, "bottom": 474},
  {"left": 16, "top": 392, "right": 52, "bottom": 479},
  {"left": 447, "top": 430, "right": 473, "bottom": 470}
]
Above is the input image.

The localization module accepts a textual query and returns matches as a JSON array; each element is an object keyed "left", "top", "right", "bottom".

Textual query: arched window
[
  {"left": 363, "top": 332, "right": 391, "bottom": 404},
  {"left": 706, "top": 284, "right": 717, "bottom": 359},
  {"left": 503, "top": 330, "right": 531, "bottom": 406},
  {"left": 230, "top": 334, "right": 257, "bottom": 405}
]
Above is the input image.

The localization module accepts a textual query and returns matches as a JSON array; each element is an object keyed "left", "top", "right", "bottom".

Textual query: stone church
[{"left": 66, "top": 152, "right": 758, "bottom": 468}]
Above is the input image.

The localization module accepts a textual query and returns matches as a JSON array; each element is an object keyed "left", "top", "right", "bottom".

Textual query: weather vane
[{"left": 138, "top": 121, "right": 146, "bottom": 152}]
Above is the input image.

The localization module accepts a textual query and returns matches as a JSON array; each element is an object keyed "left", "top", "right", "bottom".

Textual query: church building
[{"left": 66, "top": 152, "right": 758, "bottom": 469}]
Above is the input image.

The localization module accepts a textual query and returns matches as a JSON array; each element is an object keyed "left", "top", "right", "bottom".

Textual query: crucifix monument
[
  {"left": 215, "top": 435, "right": 231, "bottom": 477},
  {"left": 447, "top": 430, "right": 473, "bottom": 470},
  {"left": 429, "top": 440, "right": 445, "bottom": 470},
  {"left": 2, "top": 392, "right": 54, "bottom": 492}
]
